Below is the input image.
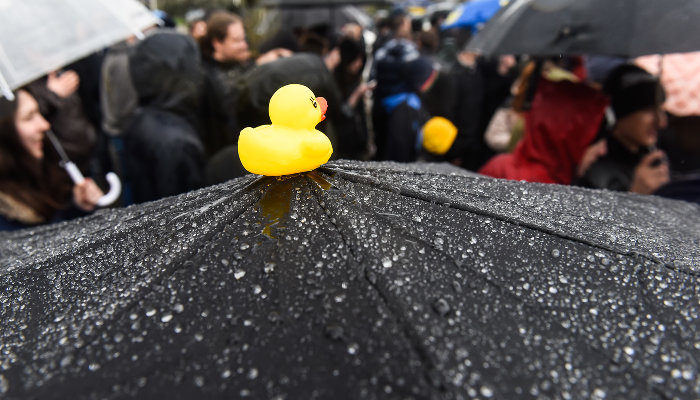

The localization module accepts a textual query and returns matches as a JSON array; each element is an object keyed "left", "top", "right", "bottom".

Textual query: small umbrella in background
[
  {"left": 260, "top": 0, "right": 393, "bottom": 5},
  {"left": 279, "top": 5, "right": 373, "bottom": 31},
  {"left": 466, "top": 0, "right": 700, "bottom": 57},
  {"left": 0, "top": 161, "right": 698, "bottom": 399},
  {"left": 441, "top": 0, "right": 508, "bottom": 33},
  {"left": 0, "top": 0, "right": 157, "bottom": 100},
  {"left": 636, "top": 52, "right": 700, "bottom": 117}
]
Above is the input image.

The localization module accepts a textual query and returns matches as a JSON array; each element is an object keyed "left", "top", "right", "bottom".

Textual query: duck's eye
[{"left": 310, "top": 96, "right": 317, "bottom": 108}]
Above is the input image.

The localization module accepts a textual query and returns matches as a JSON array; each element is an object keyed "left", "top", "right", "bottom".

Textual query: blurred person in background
[
  {"left": 0, "top": 90, "right": 103, "bottom": 231},
  {"left": 26, "top": 70, "right": 97, "bottom": 176},
  {"left": 122, "top": 30, "right": 206, "bottom": 204},
  {"left": 198, "top": 11, "right": 292, "bottom": 157},
  {"left": 577, "top": 64, "right": 670, "bottom": 194},
  {"left": 479, "top": 57, "right": 609, "bottom": 184}
]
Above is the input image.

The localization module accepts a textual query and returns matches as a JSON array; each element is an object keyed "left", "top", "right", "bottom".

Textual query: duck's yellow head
[{"left": 269, "top": 84, "right": 328, "bottom": 129}]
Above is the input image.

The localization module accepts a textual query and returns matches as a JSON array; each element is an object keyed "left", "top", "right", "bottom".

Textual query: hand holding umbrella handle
[{"left": 63, "top": 161, "right": 122, "bottom": 207}]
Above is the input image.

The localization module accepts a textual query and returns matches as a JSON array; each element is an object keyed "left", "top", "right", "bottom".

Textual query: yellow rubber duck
[{"left": 238, "top": 84, "right": 333, "bottom": 176}]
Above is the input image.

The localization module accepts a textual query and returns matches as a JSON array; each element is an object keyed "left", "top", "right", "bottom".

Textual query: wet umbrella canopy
[
  {"left": 466, "top": 0, "right": 700, "bottom": 57},
  {"left": 1, "top": 161, "right": 699, "bottom": 399}
]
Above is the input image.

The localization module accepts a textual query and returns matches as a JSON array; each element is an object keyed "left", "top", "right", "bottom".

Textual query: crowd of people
[{"left": 0, "top": 4, "right": 697, "bottom": 231}]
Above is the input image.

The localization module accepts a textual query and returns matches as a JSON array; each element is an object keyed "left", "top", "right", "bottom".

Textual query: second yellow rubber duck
[{"left": 238, "top": 84, "right": 333, "bottom": 176}]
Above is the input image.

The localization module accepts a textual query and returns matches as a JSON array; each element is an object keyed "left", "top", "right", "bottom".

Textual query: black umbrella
[
  {"left": 466, "top": 0, "right": 700, "bottom": 57},
  {"left": 1, "top": 161, "right": 699, "bottom": 399},
  {"left": 260, "top": 0, "right": 394, "bottom": 6},
  {"left": 279, "top": 5, "right": 373, "bottom": 31}
]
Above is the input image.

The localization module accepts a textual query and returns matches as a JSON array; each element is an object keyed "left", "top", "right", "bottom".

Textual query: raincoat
[
  {"left": 199, "top": 58, "right": 251, "bottom": 156},
  {"left": 478, "top": 79, "right": 608, "bottom": 184},
  {"left": 123, "top": 31, "right": 205, "bottom": 204}
]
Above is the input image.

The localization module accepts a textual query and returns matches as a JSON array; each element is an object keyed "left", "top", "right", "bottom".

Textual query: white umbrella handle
[
  {"left": 64, "top": 162, "right": 122, "bottom": 207},
  {"left": 96, "top": 172, "right": 122, "bottom": 207}
]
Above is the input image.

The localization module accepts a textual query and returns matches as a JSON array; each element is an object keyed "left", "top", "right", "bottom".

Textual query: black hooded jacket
[{"left": 124, "top": 30, "right": 205, "bottom": 204}]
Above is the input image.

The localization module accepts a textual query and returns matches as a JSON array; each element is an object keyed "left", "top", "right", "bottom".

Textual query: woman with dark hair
[{"left": 0, "top": 89, "right": 103, "bottom": 231}]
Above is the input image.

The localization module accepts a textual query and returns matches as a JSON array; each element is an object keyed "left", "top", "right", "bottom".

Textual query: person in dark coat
[
  {"left": 198, "top": 11, "right": 292, "bottom": 157},
  {"left": 578, "top": 64, "right": 670, "bottom": 194},
  {"left": 123, "top": 30, "right": 206, "bottom": 205}
]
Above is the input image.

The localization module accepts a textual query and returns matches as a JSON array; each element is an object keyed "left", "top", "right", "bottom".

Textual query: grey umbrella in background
[
  {"left": 466, "top": 0, "right": 700, "bottom": 57},
  {"left": 260, "top": 0, "right": 395, "bottom": 6},
  {"left": 0, "top": 0, "right": 158, "bottom": 99},
  {"left": 279, "top": 5, "right": 374, "bottom": 31},
  {"left": 0, "top": 160, "right": 699, "bottom": 399}
]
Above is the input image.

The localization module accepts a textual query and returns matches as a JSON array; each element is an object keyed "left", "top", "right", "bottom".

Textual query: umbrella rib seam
[
  {"left": 306, "top": 175, "right": 444, "bottom": 390},
  {"left": 316, "top": 174, "right": 689, "bottom": 394},
  {"left": 327, "top": 168, "right": 694, "bottom": 276}
]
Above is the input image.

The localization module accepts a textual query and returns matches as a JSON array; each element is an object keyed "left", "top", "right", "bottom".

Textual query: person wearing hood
[
  {"left": 371, "top": 37, "right": 439, "bottom": 162},
  {"left": 122, "top": 30, "right": 206, "bottom": 204},
  {"left": 0, "top": 90, "right": 103, "bottom": 231},
  {"left": 478, "top": 57, "right": 609, "bottom": 185}
]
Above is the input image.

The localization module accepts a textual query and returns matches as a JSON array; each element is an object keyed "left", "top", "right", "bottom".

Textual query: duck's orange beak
[{"left": 317, "top": 97, "right": 327, "bottom": 121}]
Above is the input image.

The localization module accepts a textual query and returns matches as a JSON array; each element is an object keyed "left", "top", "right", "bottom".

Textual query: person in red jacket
[{"left": 478, "top": 58, "right": 608, "bottom": 185}]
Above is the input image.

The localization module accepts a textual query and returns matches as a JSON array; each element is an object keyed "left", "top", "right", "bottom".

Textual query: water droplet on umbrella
[
  {"left": 221, "top": 369, "right": 232, "bottom": 379},
  {"left": 114, "top": 332, "right": 124, "bottom": 343},
  {"left": 347, "top": 343, "right": 359, "bottom": 355},
  {"left": 247, "top": 368, "right": 258, "bottom": 380},
  {"left": 382, "top": 258, "right": 392, "bottom": 268},
  {"left": 480, "top": 385, "right": 494, "bottom": 398},
  {"left": 60, "top": 355, "right": 73, "bottom": 367},
  {"left": 591, "top": 388, "right": 606, "bottom": 399},
  {"left": 88, "top": 363, "right": 100, "bottom": 371},
  {"left": 234, "top": 270, "right": 246, "bottom": 280},
  {"left": 551, "top": 249, "right": 561, "bottom": 258},
  {"left": 145, "top": 308, "right": 156, "bottom": 317},
  {"left": 264, "top": 262, "right": 276, "bottom": 273},
  {"left": 432, "top": 298, "right": 451, "bottom": 316},
  {"left": 194, "top": 376, "right": 204, "bottom": 387},
  {"left": 0, "top": 374, "right": 7, "bottom": 394},
  {"left": 173, "top": 303, "right": 184, "bottom": 313},
  {"left": 161, "top": 313, "right": 173, "bottom": 323}
]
